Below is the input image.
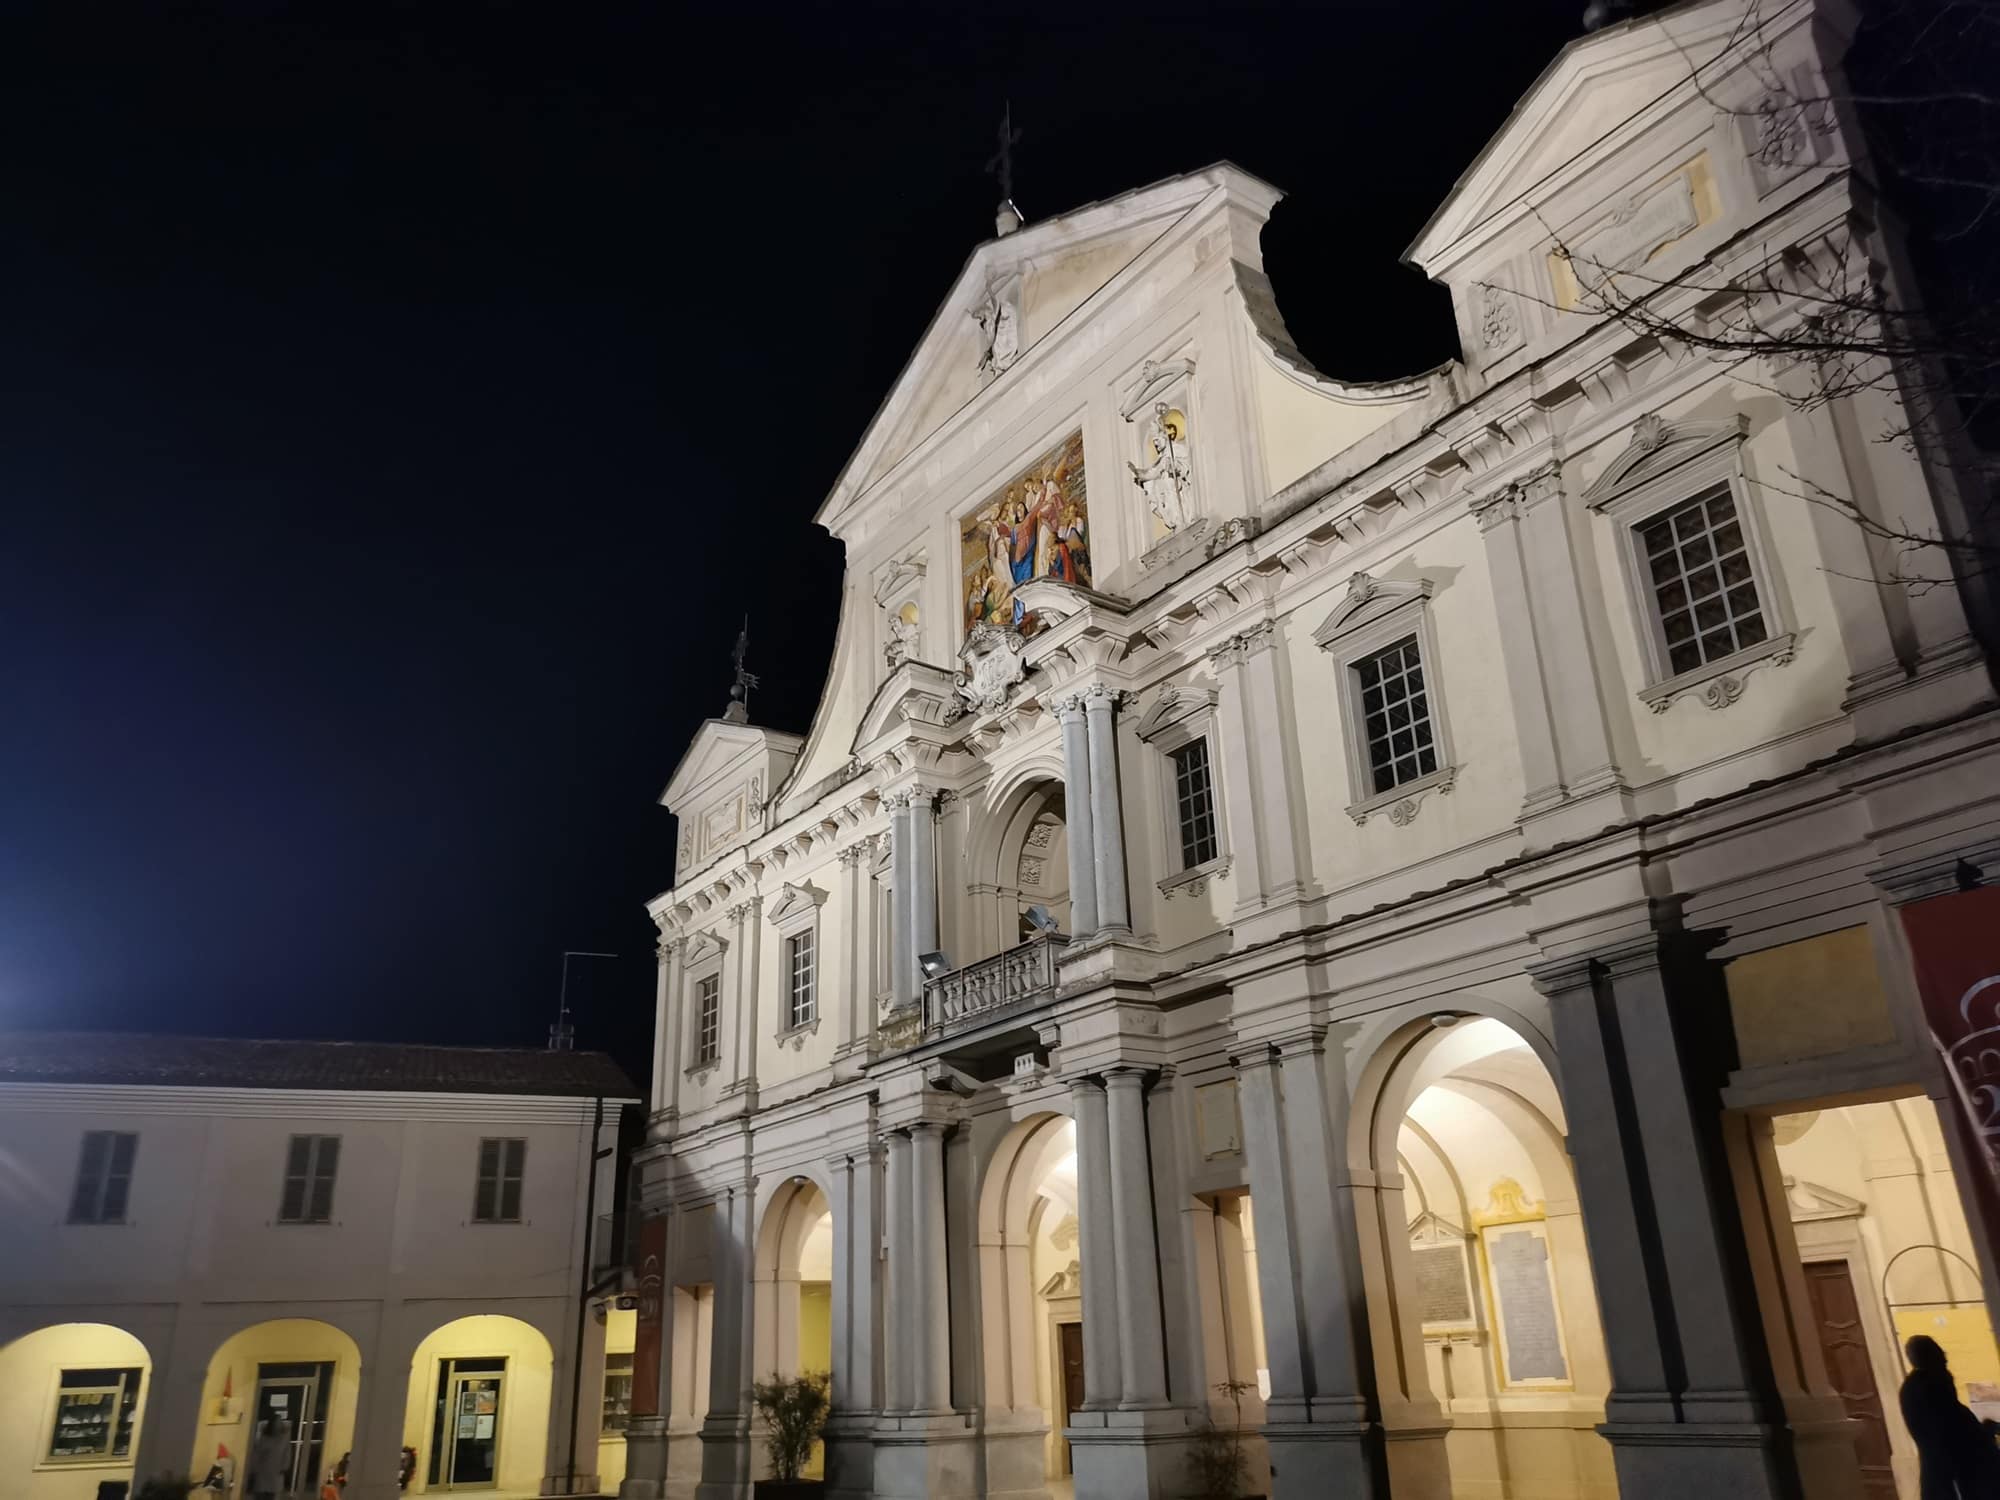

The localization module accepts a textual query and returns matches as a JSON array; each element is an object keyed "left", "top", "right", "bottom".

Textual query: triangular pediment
[
  {"left": 816, "top": 164, "right": 1282, "bottom": 538},
  {"left": 658, "top": 719, "right": 800, "bottom": 812},
  {"left": 1407, "top": 0, "right": 1751, "bottom": 272}
]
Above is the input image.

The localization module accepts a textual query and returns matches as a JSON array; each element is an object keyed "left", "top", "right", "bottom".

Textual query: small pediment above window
[
  {"left": 684, "top": 930, "right": 729, "bottom": 966},
  {"left": 767, "top": 881, "right": 828, "bottom": 928},
  {"left": 1133, "top": 682, "right": 1219, "bottom": 744},
  {"left": 1582, "top": 413, "right": 1748, "bottom": 512},
  {"left": 1313, "top": 572, "right": 1433, "bottom": 649}
]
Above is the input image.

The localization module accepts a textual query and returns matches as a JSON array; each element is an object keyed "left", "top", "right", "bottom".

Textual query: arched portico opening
[
  {"left": 967, "top": 774, "right": 1072, "bottom": 960},
  {"left": 0, "top": 1322, "right": 151, "bottom": 1500},
  {"left": 402, "top": 1314, "right": 553, "bottom": 1495},
  {"left": 753, "top": 1176, "right": 833, "bottom": 1479},
  {"left": 977, "top": 1110, "right": 1088, "bottom": 1497},
  {"left": 1353, "top": 1014, "right": 1619, "bottom": 1500},
  {"left": 189, "top": 1317, "right": 361, "bottom": 1497}
]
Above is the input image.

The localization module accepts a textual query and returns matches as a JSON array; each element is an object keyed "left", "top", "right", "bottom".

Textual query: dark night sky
[{"left": 0, "top": 0, "right": 1595, "bottom": 1083}]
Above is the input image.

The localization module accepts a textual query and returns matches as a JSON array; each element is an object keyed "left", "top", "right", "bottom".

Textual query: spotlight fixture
[
  {"left": 1023, "top": 904, "right": 1060, "bottom": 935},
  {"left": 919, "top": 950, "right": 954, "bottom": 979},
  {"left": 1428, "top": 1012, "right": 1460, "bottom": 1029}
]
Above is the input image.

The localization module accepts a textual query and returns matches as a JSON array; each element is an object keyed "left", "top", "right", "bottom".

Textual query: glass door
[
  {"left": 429, "top": 1357, "right": 507, "bottom": 1490},
  {"left": 252, "top": 1362, "right": 331, "bottom": 1496}
]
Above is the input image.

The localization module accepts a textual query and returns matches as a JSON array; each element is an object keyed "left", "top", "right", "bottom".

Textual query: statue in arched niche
[{"left": 1129, "top": 401, "right": 1195, "bottom": 532}]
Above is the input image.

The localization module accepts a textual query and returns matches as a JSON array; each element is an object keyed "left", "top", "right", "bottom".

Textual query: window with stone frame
[
  {"left": 1169, "top": 736, "right": 1220, "bottom": 867},
  {"left": 693, "top": 973, "right": 721, "bottom": 1066},
  {"left": 786, "top": 928, "right": 817, "bottom": 1030},
  {"left": 1313, "top": 573, "right": 1458, "bottom": 825},
  {"left": 1353, "top": 634, "right": 1440, "bottom": 795},
  {"left": 1635, "top": 484, "right": 1770, "bottom": 676},
  {"left": 1581, "top": 413, "right": 1793, "bottom": 711}
]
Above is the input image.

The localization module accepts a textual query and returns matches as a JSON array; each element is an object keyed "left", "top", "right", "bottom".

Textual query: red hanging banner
[
  {"left": 630, "top": 1213, "right": 669, "bottom": 1418},
  {"left": 1899, "top": 885, "right": 2000, "bottom": 1256}
]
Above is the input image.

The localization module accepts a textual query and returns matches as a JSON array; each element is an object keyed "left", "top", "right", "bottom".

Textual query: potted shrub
[{"left": 751, "top": 1369, "right": 831, "bottom": 1498}]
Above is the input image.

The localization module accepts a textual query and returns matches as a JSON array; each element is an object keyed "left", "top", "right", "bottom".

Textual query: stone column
[
  {"left": 910, "top": 1120, "right": 954, "bottom": 1414},
  {"left": 1209, "top": 622, "right": 1315, "bottom": 922},
  {"left": 1070, "top": 1076, "right": 1122, "bottom": 1410},
  {"left": 882, "top": 1129, "right": 914, "bottom": 1415},
  {"left": 909, "top": 793, "right": 940, "bottom": 978},
  {"left": 1514, "top": 466, "right": 1621, "bottom": 797},
  {"left": 1233, "top": 1033, "right": 1385, "bottom": 1499},
  {"left": 1083, "top": 686, "right": 1130, "bottom": 935},
  {"left": 654, "top": 933, "right": 685, "bottom": 1126},
  {"left": 825, "top": 1145, "right": 881, "bottom": 1499},
  {"left": 836, "top": 844, "right": 865, "bottom": 1053},
  {"left": 1056, "top": 694, "right": 1101, "bottom": 938},
  {"left": 697, "top": 1185, "right": 754, "bottom": 1500},
  {"left": 1469, "top": 486, "right": 1564, "bottom": 815},
  {"left": 727, "top": 898, "right": 761, "bottom": 1095},
  {"left": 890, "top": 800, "right": 918, "bottom": 1009},
  {"left": 1105, "top": 1069, "right": 1168, "bottom": 1407},
  {"left": 1530, "top": 941, "right": 1791, "bottom": 1497},
  {"left": 1526, "top": 955, "right": 1679, "bottom": 1424}
]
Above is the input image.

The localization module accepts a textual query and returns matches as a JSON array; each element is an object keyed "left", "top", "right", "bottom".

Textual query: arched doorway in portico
[
  {"left": 188, "top": 1317, "right": 362, "bottom": 1498},
  {"left": 976, "top": 1109, "right": 1089, "bottom": 1497},
  {"left": 1352, "top": 1014, "right": 1619, "bottom": 1500},
  {"left": 0, "top": 1321, "right": 151, "bottom": 1499},
  {"left": 400, "top": 1314, "right": 553, "bottom": 1495},
  {"left": 752, "top": 1176, "right": 833, "bottom": 1479}
]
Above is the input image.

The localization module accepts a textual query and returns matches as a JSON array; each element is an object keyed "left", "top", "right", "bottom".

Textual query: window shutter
[
  {"left": 70, "top": 1132, "right": 109, "bottom": 1222},
  {"left": 308, "top": 1136, "right": 340, "bottom": 1222},
  {"left": 99, "top": 1135, "right": 137, "bottom": 1222},
  {"left": 501, "top": 1139, "right": 526, "bottom": 1222}
]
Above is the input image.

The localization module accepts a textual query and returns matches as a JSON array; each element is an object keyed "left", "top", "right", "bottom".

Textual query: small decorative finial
[
  {"left": 724, "top": 615, "right": 758, "bottom": 724},
  {"left": 986, "top": 103, "right": 1024, "bottom": 236},
  {"left": 1581, "top": 0, "right": 1635, "bottom": 31}
]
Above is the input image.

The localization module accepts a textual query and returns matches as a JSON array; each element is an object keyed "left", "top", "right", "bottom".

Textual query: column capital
[
  {"left": 1232, "top": 1024, "right": 1326, "bottom": 1070},
  {"left": 1525, "top": 952, "right": 1599, "bottom": 998},
  {"left": 1470, "top": 485, "right": 1523, "bottom": 532},
  {"left": 1083, "top": 681, "right": 1129, "bottom": 712},
  {"left": 1053, "top": 691, "right": 1089, "bottom": 721}
]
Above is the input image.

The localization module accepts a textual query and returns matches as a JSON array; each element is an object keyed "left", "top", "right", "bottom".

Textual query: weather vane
[
  {"left": 724, "top": 615, "right": 759, "bottom": 724},
  {"left": 985, "top": 102, "right": 1023, "bottom": 210}
]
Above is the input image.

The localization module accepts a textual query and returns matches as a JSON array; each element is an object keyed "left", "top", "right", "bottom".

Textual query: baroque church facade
[{"left": 621, "top": 3, "right": 2000, "bottom": 1498}]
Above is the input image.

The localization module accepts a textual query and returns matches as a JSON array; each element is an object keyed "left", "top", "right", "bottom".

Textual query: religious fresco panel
[{"left": 960, "top": 428, "right": 1090, "bottom": 633}]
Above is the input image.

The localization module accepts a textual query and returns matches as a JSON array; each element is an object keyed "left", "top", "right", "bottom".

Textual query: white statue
[
  {"left": 1129, "top": 401, "right": 1194, "bottom": 532},
  {"left": 975, "top": 291, "right": 1020, "bottom": 376},
  {"left": 884, "top": 602, "right": 920, "bottom": 668}
]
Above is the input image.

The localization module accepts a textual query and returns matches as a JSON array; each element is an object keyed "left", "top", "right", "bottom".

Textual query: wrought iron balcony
[{"left": 924, "top": 933, "right": 1068, "bottom": 1035}]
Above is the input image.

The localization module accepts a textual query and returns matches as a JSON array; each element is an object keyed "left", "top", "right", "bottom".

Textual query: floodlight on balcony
[
  {"left": 919, "top": 950, "right": 954, "bottom": 979},
  {"left": 1023, "top": 905, "right": 1060, "bottom": 935}
]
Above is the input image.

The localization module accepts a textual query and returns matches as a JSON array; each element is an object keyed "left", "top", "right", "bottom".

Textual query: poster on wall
[
  {"left": 630, "top": 1213, "right": 669, "bottom": 1419},
  {"left": 1483, "top": 1223, "right": 1570, "bottom": 1384},
  {"left": 960, "top": 429, "right": 1090, "bottom": 633},
  {"left": 1899, "top": 885, "right": 2000, "bottom": 1260}
]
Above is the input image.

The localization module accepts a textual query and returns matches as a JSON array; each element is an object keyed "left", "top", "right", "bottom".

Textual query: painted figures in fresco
[{"left": 961, "top": 430, "right": 1091, "bottom": 631}]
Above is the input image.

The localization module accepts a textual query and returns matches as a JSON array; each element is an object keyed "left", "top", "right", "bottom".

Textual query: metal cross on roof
[{"left": 985, "top": 103, "right": 1023, "bottom": 207}]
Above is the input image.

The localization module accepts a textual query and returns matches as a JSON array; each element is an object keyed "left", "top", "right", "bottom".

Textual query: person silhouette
[{"left": 1901, "top": 1334, "right": 2000, "bottom": 1498}]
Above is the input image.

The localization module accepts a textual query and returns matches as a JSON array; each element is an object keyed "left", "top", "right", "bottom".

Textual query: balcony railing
[{"left": 924, "top": 934, "right": 1068, "bottom": 1034}]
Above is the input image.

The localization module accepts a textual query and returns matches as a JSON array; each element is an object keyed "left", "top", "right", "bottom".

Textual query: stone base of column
[
  {"left": 1067, "top": 1408, "right": 1196, "bottom": 1500},
  {"left": 694, "top": 1412, "right": 755, "bottom": 1500},
  {"left": 822, "top": 1411, "right": 879, "bottom": 1499},
  {"left": 665, "top": 1419, "right": 706, "bottom": 1500},
  {"left": 1381, "top": 1421, "right": 1452, "bottom": 1499},
  {"left": 1601, "top": 1421, "right": 1791, "bottom": 1500},
  {"left": 870, "top": 1411, "right": 979, "bottom": 1498},
  {"left": 979, "top": 1412, "right": 1051, "bottom": 1499},
  {"left": 540, "top": 1474, "right": 604, "bottom": 1496},
  {"left": 618, "top": 1417, "right": 669, "bottom": 1498},
  {"left": 1261, "top": 1417, "right": 1390, "bottom": 1500}
]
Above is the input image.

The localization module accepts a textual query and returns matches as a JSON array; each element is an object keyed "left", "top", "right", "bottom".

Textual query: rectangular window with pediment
[
  {"left": 1170, "top": 738, "right": 1220, "bottom": 867},
  {"left": 1354, "top": 635, "right": 1440, "bottom": 795},
  {"left": 694, "top": 974, "right": 720, "bottom": 1066},
  {"left": 786, "top": 930, "right": 816, "bottom": 1030},
  {"left": 1636, "top": 485, "right": 1769, "bottom": 676}
]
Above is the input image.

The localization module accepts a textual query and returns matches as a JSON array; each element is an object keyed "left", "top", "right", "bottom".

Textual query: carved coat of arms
[{"left": 956, "top": 623, "right": 1028, "bottom": 713}]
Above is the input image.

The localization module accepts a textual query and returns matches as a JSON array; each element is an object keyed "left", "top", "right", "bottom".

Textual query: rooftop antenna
[
  {"left": 550, "top": 950, "right": 618, "bottom": 1051},
  {"left": 723, "top": 615, "right": 758, "bottom": 724},
  {"left": 986, "top": 102, "right": 1024, "bottom": 237}
]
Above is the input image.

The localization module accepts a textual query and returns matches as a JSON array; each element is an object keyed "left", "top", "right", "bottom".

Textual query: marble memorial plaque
[
  {"left": 1489, "top": 1227, "right": 1568, "bottom": 1382},
  {"left": 1412, "top": 1241, "right": 1472, "bottom": 1324}
]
